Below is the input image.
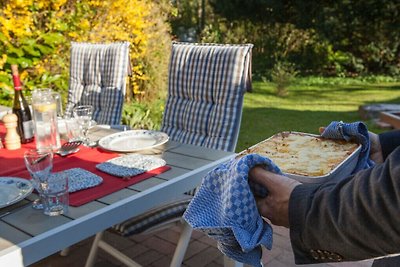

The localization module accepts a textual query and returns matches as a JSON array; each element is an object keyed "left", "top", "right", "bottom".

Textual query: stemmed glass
[
  {"left": 73, "top": 105, "right": 94, "bottom": 146},
  {"left": 23, "top": 149, "right": 53, "bottom": 210}
]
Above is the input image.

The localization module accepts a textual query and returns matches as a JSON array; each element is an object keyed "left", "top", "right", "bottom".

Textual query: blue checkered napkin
[
  {"left": 96, "top": 154, "right": 166, "bottom": 178},
  {"left": 51, "top": 168, "right": 103, "bottom": 193},
  {"left": 183, "top": 153, "right": 282, "bottom": 267},
  {"left": 321, "top": 121, "right": 375, "bottom": 173}
]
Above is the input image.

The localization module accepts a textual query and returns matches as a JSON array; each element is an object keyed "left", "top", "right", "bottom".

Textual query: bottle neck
[{"left": 12, "top": 74, "right": 22, "bottom": 91}]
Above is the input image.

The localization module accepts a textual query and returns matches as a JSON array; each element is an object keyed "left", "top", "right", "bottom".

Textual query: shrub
[
  {"left": 122, "top": 99, "right": 164, "bottom": 130},
  {"left": 271, "top": 61, "right": 298, "bottom": 96},
  {"left": 0, "top": 0, "right": 172, "bottom": 107}
]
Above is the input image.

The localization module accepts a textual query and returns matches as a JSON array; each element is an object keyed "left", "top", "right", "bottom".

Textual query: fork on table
[{"left": 55, "top": 140, "right": 83, "bottom": 157}]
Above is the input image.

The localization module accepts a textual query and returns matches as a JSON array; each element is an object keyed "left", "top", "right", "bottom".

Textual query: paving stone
[
  {"left": 272, "top": 225, "right": 290, "bottom": 237},
  {"left": 197, "top": 234, "right": 218, "bottom": 246},
  {"left": 328, "top": 260, "right": 373, "bottom": 267},
  {"left": 155, "top": 228, "right": 181, "bottom": 243},
  {"left": 119, "top": 243, "right": 149, "bottom": 258},
  {"left": 150, "top": 255, "right": 173, "bottom": 267},
  {"left": 103, "top": 231, "right": 138, "bottom": 250},
  {"left": 205, "top": 261, "right": 224, "bottom": 267},
  {"left": 29, "top": 226, "right": 374, "bottom": 267},
  {"left": 272, "top": 232, "right": 294, "bottom": 251},
  {"left": 184, "top": 246, "right": 222, "bottom": 267},
  {"left": 129, "top": 232, "right": 154, "bottom": 243},
  {"left": 142, "top": 235, "right": 177, "bottom": 255},
  {"left": 191, "top": 229, "right": 205, "bottom": 239},
  {"left": 266, "top": 259, "right": 296, "bottom": 267},
  {"left": 262, "top": 245, "right": 285, "bottom": 264},
  {"left": 184, "top": 240, "right": 209, "bottom": 260},
  {"left": 130, "top": 250, "right": 164, "bottom": 266}
]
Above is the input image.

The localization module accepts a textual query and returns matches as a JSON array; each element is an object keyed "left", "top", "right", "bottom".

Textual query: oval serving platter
[{"left": 98, "top": 130, "right": 169, "bottom": 153}]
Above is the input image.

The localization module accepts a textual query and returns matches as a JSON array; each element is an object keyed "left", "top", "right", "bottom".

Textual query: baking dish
[{"left": 240, "top": 131, "right": 362, "bottom": 183}]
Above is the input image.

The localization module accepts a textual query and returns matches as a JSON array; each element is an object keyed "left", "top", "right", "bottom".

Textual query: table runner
[{"left": 0, "top": 125, "right": 170, "bottom": 207}]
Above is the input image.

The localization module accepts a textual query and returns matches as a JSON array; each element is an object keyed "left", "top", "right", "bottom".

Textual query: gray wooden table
[{"left": 0, "top": 127, "right": 235, "bottom": 266}]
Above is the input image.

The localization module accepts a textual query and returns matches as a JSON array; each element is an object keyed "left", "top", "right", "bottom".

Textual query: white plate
[
  {"left": 98, "top": 130, "right": 169, "bottom": 152},
  {"left": 0, "top": 177, "right": 33, "bottom": 208}
]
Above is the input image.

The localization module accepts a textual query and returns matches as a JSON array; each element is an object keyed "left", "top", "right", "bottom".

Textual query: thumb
[{"left": 249, "top": 166, "right": 301, "bottom": 194}]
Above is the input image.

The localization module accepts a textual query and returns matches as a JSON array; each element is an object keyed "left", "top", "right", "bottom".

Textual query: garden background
[{"left": 0, "top": 0, "right": 399, "bottom": 151}]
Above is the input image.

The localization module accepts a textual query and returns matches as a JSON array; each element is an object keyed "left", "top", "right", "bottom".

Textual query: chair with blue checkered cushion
[
  {"left": 65, "top": 42, "right": 130, "bottom": 125},
  {"left": 85, "top": 42, "right": 253, "bottom": 267}
]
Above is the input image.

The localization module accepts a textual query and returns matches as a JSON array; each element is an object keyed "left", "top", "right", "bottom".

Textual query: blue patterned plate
[
  {"left": 0, "top": 177, "right": 33, "bottom": 208},
  {"left": 98, "top": 130, "right": 169, "bottom": 152}
]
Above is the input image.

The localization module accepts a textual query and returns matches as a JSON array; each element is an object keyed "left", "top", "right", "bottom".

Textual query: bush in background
[
  {"left": 0, "top": 0, "right": 173, "bottom": 127},
  {"left": 271, "top": 61, "right": 298, "bottom": 96}
]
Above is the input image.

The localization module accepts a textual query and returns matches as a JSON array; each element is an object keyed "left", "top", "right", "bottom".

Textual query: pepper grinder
[{"left": 3, "top": 113, "right": 21, "bottom": 150}]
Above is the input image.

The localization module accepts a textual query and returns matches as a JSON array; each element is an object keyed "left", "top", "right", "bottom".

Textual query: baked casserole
[{"left": 243, "top": 131, "right": 361, "bottom": 179}]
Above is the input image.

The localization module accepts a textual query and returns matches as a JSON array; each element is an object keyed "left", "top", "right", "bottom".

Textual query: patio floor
[{"left": 31, "top": 225, "right": 374, "bottom": 267}]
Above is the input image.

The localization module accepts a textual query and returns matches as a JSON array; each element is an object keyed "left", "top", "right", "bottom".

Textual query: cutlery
[{"left": 55, "top": 140, "right": 83, "bottom": 157}]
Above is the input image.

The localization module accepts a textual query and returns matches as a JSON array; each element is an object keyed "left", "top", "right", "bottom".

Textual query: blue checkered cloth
[
  {"left": 183, "top": 153, "right": 282, "bottom": 267},
  {"left": 321, "top": 121, "right": 375, "bottom": 173}
]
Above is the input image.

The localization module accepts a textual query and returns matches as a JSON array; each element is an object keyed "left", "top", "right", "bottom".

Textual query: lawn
[{"left": 237, "top": 77, "right": 400, "bottom": 152}]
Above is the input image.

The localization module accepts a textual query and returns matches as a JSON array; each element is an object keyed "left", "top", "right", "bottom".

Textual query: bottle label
[
  {"left": 12, "top": 75, "right": 22, "bottom": 90},
  {"left": 22, "top": 120, "right": 34, "bottom": 139}
]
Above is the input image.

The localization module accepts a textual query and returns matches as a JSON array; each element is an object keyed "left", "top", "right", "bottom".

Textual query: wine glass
[
  {"left": 23, "top": 149, "right": 53, "bottom": 210},
  {"left": 73, "top": 105, "right": 94, "bottom": 146}
]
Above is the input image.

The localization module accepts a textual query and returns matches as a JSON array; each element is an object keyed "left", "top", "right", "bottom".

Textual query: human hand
[
  {"left": 368, "top": 132, "right": 383, "bottom": 163},
  {"left": 249, "top": 166, "right": 300, "bottom": 227},
  {"left": 319, "top": 127, "right": 383, "bottom": 164}
]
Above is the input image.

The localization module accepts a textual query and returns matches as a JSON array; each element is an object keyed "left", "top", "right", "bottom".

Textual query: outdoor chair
[
  {"left": 85, "top": 42, "right": 253, "bottom": 267},
  {"left": 64, "top": 42, "right": 130, "bottom": 126}
]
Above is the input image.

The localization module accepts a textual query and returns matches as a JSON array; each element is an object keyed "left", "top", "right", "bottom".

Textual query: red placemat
[{"left": 0, "top": 124, "right": 171, "bottom": 207}]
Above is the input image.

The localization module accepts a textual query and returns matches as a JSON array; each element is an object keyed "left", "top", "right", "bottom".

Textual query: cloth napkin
[
  {"left": 183, "top": 153, "right": 282, "bottom": 267},
  {"left": 51, "top": 168, "right": 103, "bottom": 192},
  {"left": 96, "top": 154, "right": 166, "bottom": 178},
  {"left": 321, "top": 121, "right": 375, "bottom": 173}
]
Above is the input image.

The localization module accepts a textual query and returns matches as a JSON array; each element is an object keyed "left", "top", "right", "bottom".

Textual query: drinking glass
[
  {"left": 73, "top": 105, "right": 94, "bottom": 146},
  {"left": 42, "top": 171, "right": 69, "bottom": 216},
  {"left": 23, "top": 149, "right": 53, "bottom": 210}
]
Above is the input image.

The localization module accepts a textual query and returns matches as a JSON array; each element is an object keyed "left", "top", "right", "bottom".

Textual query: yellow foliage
[
  {"left": 74, "top": 0, "right": 170, "bottom": 97},
  {"left": 1, "top": 0, "right": 172, "bottom": 102},
  {"left": 0, "top": 54, "right": 7, "bottom": 69}
]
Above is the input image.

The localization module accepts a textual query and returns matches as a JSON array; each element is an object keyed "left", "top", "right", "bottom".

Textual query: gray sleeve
[
  {"left": 288, "top": 146, "right": 400, "bottom": 264},
  {"left": 379, "top": 130, "right": 400, "bottom": 159}
]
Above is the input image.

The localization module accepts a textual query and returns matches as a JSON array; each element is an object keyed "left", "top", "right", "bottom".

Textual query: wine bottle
[{"left": 11, "top": 64, "right": 34, "bottom": 143}]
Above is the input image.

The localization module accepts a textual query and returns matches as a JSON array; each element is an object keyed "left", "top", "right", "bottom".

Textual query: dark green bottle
[{"left": 11, "top": 64, "right": 34, "bottom": 143}]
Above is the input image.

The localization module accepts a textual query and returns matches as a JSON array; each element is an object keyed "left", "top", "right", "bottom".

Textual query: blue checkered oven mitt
[
  {"left": 183, "top": 153, "right": 282, "bottom": 267},
  {"left": 321, "top": 121, "right": 375, "bottom": 173}
]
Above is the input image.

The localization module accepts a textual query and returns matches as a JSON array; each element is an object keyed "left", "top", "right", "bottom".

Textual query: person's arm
[
  {"left": 379, "top": 130, "right": 400, "bottom": 159},
  {"left": 289, "top": 146, "right": 400, "bottom": 264}
]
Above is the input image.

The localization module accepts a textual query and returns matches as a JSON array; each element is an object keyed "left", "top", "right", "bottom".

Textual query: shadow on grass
[{"left": 251, "top": 81, "right": 400, "bottom": 99}]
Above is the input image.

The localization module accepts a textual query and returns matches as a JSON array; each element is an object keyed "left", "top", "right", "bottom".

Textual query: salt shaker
[{"left": 3, "top": 113, "right": 21, "bottom": 150}]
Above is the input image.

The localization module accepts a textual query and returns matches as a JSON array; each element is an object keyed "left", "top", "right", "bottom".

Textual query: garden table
[{"left": 0, "top": 125, "right": 235, "bottom": 266}]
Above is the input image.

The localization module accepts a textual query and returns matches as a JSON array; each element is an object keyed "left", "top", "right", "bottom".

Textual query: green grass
[{"left": 237, "top": 77, "right": 400, "bottom": 152}]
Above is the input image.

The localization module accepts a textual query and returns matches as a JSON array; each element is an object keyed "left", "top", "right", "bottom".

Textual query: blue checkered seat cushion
[
  {"left": 111, "top": 42, "right": 253, "bottom": 237},
  {"left": 65, "top": 42, "right": 130, "bottom": 125},
  {"left": 111, "top": 195, "right": 193, "bottom": 236},
  {"left": 161, "top": 42, "right": 253, "bottom": 152}
]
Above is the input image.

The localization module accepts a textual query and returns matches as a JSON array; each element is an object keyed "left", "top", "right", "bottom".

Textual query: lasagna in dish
[{"left": 244, "top": 131, "right": 360, "bottom": 177}]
